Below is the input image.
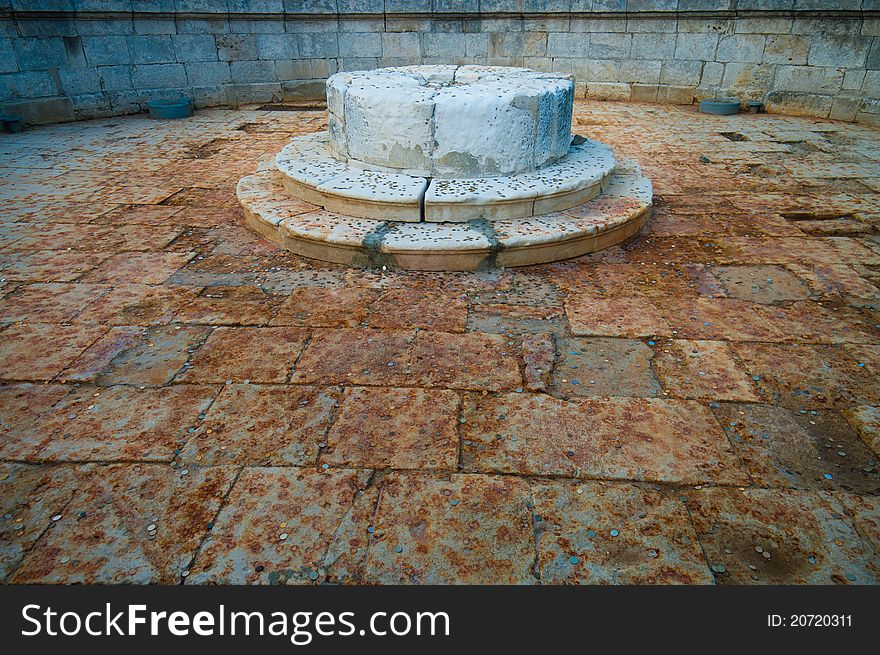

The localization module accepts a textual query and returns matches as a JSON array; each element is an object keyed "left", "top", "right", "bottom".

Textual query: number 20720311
[{"left": 768, "top": 614, "right": 852, "bottom": 628}]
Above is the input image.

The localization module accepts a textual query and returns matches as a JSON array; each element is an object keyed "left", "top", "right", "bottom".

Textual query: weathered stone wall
[{"left": 2, "top": 1, "right": 880, "bottom": 125}]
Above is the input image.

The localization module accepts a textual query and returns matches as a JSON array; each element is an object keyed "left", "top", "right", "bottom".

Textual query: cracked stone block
[
  {"left": 176, "top": 285, "right": 274, "bottom": 326},
  {"left": 187, "top": 467, "right": 373, "bottom": 585},
  {"left": 180, "top": 384, "right": 338, "bottom": 466},
  {"left": 178, "top": 326, "right": 310, "bottom": 384},
  {"left": 653, "top": 339, "right": 762, "bottom": 401},
  {"left": 291, "top": 329, "right": 415, "bottom": 386},
  {"left": 351, "top": 472, "right": 537, "bottom": 584},
  {"left": 0, "top": 250, "right": 110, "bottom": 283},
  {"left": 328, "top": 65, "right": 573, "bottom": 178},
  {"left": 27, "top": 384, "right": 217, "bottom": 462},
  {"left": 11, "top": 464, "right": 237, "bottom": 584},
  {"left": 0, "top": 384, "right": 71, "bottom": 460},
  {"left": 91, "top": 325, "right": 210, "bottom": 386},
  {"left": 62, "top": 326, "right": 145, "bottom": 382},
  {"left": 81, "top": 252, "right": 195, "bottom": 285}
]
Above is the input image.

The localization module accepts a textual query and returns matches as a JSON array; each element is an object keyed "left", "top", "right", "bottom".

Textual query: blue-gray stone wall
[{"left": 2, "top": 1, "right": 880, "bottom": 125}]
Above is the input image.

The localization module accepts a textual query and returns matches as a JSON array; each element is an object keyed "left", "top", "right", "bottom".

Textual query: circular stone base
[
  {"left": 275, "top": 131, "right": 616, "bottom": 223},
  {"left": 237, "top": 161, "right": 652, "bottom": 271}
]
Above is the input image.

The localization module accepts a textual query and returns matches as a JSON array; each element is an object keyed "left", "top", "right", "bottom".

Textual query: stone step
[
  {"left": 238, "top": 164, "right": 652, "bottom": 271},
  {"left": 274, "top": 131, "right": 617, "bottom": 223}
]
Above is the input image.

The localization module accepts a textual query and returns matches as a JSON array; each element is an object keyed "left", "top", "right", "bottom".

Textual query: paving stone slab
[
  {"left": 61, "top": 325, "right": 145, "bottom": 382},
  {"left": 734, "top": 343, "right": 880, "bottom": 409},
  {"left": 177, "top": 326, "right": 310, "bottom": 384},
  {"left": 12, "top": 464, "right": 237, "bottom": 584},
  {"left": 88, "top": 325, "right": 211, "bottom": 386},
  {"left": 522, "top": 332, "right": 556, "bottom": 391},
  {"left": 565, "top": 297, "right": 670, "bottom": 337},
  {"left": 347, "top": 472, "right": 537, "bottom": 585},
  {"left": 715, "top": 403, "right": 880, "bottom": 493},
  {"left": 711, "top": 264, "right": 812, "bottom": 303},
  {"left": 0, "top": 463, "right": 78, "bottom": 581},
  {"left": 0, "top": 282, "right": 109, "bottom": 324},
  {"left": 80, "top": 252, "right": 195, "bottom": 285},
  {"left": 291, "top": 329, "right": 415, "bottom": 386},
  {"left": 368, "top": 289, "right": 468, "bottom": 332},
  {"left": 653, "top": 339, "right": 763, "bottom": 401},
  {"left": 685, "top": 487, "right": 880, "bottom": 584},
  {"left": 461, "top": 393, "right": 747, "bottom": 484},
  {"left": 0, "top": 250, "right": 111, "bottom": 283},
  {"left": 187, "top": 467, "right": 373, "bottom": 585},
  {"left": 410, "top": 331, "right": 522, "bottom": 391},
  {"left": 77, "top": 284, "right": 200, "bottom": 326},
  {"left": 532, "top": 480, "right": 713, "bottom": 585},
  {"left": 552, "top": 336, "right": 660, "bottom": 398},
  {"left": 25, "top": 384, "right": 218, "bottom": 462},
  {"left": 0, "top": 383, "right": 72, "bottom": 459},
  {"left": 176, "top": 285, "right": 274, "bottom": 326},
  {"left": 468, "top": 302, "right": 566, "bottom": 336},
  {"left": 180, "top": 384, "right": 338, "bottom": 466},
  {"left": 659, "top": 297, "right": 782, "bottom": 342},
  {"left": 0, "top": 323, "right": 107, "bottom": 381},
  {"left": 324, "top": 387, "right": 459, "bottom": 471},
  {"left": 270, "top": 286, "right": 380, "bottom": 328}
]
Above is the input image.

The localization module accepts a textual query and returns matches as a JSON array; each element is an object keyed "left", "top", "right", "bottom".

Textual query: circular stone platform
[
  {"left": 238, "top": 160, "right": 651, "bottom": 271},
  {"left": 236, "top": 65, "right": 653, "bottom": 271},
  {"left": 327, "top": 65, "right": 574, "bottom": 178}
]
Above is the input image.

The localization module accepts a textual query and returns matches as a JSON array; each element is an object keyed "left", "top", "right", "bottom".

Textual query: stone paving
[{"left": 1, "top": 101, "right": 879, "bottom": 585}]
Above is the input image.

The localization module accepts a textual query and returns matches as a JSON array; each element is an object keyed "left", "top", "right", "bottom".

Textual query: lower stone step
[{"left": 237, "top": 163, "right": 652, "bottom": 271}]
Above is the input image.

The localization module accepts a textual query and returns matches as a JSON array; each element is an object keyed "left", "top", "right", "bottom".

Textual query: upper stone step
[{"left": 274, "top": 131, "right": 616, "bottom": 223}]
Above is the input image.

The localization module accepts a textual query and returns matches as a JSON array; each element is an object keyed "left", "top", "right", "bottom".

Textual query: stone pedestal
[
  {"left": 327, "top": 65, "right": 574, "bottom": 178},
  {"left": 237, "top": 65, "right": 653, "bottom": 270}
]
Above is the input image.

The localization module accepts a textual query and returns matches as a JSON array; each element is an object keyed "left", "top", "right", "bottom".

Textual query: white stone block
[{"left": 324, "top": 65, "right": 574, "bottom": 178}]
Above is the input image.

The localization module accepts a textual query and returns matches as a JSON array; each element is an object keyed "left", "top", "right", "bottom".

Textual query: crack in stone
[
  {"left": 419, "top": 177, "right": 431, "bottom": 222},
  {"left": 467, "top": 217, "right": 504, "bottom": 270},
  {"left": 355, "top": 221, "right": 397, "bottom": 270}
]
